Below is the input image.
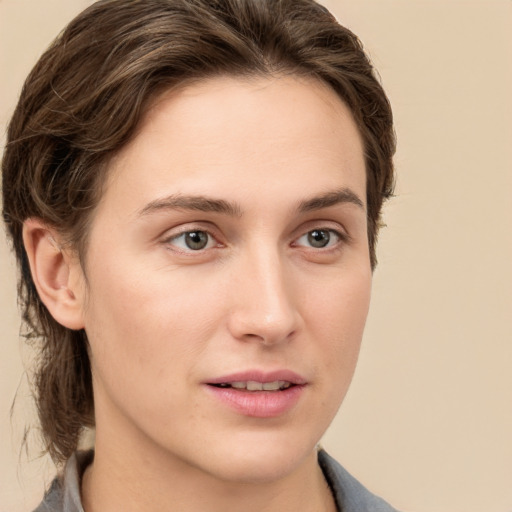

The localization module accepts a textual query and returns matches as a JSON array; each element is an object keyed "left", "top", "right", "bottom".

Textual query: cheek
[
  {"left": 82, "top": 259, "right": 223, "bottom": 381},
  {"left": 308, "top": 264, "right": 372, "bottom": 336},
  {"left": 307, "top": 267, "right": 372, "bottom": 386}
]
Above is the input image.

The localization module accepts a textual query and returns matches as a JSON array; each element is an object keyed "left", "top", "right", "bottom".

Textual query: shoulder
[
  {"left": 32, "top": 477, "right": 64, "bottom": 512},
  {"left": 32, "top": 451, "right": 93, "bottom": 512},
  {"left": 318, "top": 450, "right": 400, "bottom": 512}
]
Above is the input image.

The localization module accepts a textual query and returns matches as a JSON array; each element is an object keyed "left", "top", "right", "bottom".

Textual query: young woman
[{"left": 2, "top": 1, "right": 397, "bottom": 510}]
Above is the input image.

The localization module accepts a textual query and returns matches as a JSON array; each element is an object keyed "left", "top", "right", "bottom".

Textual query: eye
[
  {"left": 295, "top": 228, "right": 341, "bottom": 249},
  {"left": 166, "top": 230, "right": 217, "bottom": 251}
]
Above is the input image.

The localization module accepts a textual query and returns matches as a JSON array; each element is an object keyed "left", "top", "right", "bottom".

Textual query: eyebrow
[
  {"left": 138, "top": 194, "right": 242, "bottom": 217},
  {"left": 138, "top": 187, "right": 364, "bottom": 218},
  {"left": 297, "top": 188, "right": 365, "bottom": 213}
]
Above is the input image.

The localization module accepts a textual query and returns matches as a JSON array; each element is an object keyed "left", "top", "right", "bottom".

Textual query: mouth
[
  {"left": 208, "top": 380, "right": 294, "bottom": 392},
  {"left": 206, "top": 369, "right": 306, "bottom": 390},
  {"left": 204, "top": 370, "right": 306, "bottom": 417}
]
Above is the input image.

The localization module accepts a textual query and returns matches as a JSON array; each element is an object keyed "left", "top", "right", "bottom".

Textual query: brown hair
[{"left": 2, "top": 0, "right": 395, "bottom": 464}]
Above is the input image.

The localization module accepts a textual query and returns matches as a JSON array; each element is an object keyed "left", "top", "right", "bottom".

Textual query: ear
[{"left": 22, "top": 218, "right": 85, "bottom": 330}]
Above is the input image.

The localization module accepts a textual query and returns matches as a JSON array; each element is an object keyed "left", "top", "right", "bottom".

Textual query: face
[{"left": 75, "top": 75, "right": 371, "bottom": 483}]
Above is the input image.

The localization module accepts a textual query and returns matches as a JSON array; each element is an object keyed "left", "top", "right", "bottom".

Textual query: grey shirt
[{"left": 34, "top": 450, "right": 399, "bottom": 512}]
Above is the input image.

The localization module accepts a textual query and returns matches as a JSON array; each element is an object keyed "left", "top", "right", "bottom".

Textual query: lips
[
  {"left": 204, "top": 370, "right": 307, "bottom": 417},
  {"left": 206, "top": 369, "right": 306, "bottom": 387},
  {"left": 211, "top": 380, "right": 293, "bottom": 391}
]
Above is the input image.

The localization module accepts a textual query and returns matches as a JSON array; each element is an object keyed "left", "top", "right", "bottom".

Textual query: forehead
[{"left": 99, "top": 74, "right": 366, "bottom": 217}]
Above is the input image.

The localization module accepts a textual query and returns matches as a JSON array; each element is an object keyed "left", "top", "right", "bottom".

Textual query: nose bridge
[{"left": 228, "top": 242, "right": 298, "bottom": 344}]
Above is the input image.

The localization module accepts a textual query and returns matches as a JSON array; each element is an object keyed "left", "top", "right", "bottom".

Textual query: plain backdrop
[{"left": 1, "top": 1, "right": 511, "bottom": 511}]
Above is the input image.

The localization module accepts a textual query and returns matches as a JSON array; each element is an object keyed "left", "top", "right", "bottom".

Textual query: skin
[{"left": 25, "top": 74, "right": 371, "bottom": 512}]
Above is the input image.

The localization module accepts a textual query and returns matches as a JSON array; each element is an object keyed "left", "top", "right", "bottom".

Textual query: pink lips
[{"left": 205, "top": 370, "right": 307, "bottom": 418}]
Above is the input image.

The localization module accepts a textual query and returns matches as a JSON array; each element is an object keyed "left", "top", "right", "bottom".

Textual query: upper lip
[{"left": 205, "top": 369, "right": 307, "bottom": 386}]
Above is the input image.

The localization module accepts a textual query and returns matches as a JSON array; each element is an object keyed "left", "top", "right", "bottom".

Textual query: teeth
[
  {"left": 247, "top": 381, "right": 263, "bottom": 391},
  {"left": 223, "top": 380, "right": 292, "bottom": 391}
]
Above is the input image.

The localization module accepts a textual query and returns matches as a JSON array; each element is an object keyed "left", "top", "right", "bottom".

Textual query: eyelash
[
  {"left": 164, "top": 229, "right": 220, "bottom": 252},
  {"left": 163, "top": 226, "right": 348, "bottom": 254},
  {"left": 293, "top": 228, "right": 346, "bottom": 250}
]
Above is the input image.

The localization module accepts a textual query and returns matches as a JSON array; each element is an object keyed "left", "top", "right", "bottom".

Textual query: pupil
[
  {"left": 308, "top": 229, "right": 330, "bottom": 248},
  {"left": 185, "top": 231, "right": 208, "bottom": 250}
]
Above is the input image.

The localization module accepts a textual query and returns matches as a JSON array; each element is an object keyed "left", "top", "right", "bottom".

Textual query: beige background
[{"left": 1, "top": 1, "right": 511, "bottom": 511}]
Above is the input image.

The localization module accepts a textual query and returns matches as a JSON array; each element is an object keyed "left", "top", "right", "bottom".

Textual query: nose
[{"left": 226, "top": 248, "right": 301, "bottom": 346}]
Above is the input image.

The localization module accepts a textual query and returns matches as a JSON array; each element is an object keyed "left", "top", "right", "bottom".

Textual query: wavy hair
[{"left": 1, "top": 0, "right": 395, "bottom": 464}]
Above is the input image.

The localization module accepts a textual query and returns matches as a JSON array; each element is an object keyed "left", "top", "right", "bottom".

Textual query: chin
[{"left": 196, "top": 431, "right": 319, "bottom": 485}]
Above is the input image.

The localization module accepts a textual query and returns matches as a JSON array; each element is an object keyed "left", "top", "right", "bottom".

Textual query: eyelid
[
  {"left": 169, "top": 231, "right": 215, "bottom": 251},
  {"left": 291, "top": 219, "right": 350, "bottom": 245},
  {"left": 292, "top": 228, "right": 345, "bottom": 249},
  {"left": 160, "top": 223, "right": 223, "bottom": 252}
]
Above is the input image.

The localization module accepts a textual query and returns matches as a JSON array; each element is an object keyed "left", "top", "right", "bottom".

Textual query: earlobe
[{"left": 22, "top": 218, "right": 85, "bottom": 330}]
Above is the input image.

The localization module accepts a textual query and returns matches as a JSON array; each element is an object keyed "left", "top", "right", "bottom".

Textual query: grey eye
[
  {"left": 168, "top": 230, "right": 215, "bottom": 251},
  {"left": 183, "top": 231, "right": 209, "bottom": 250},
  {"left": 295, "top": 229, "right": 340, "bottom": 249},
  {"left": 307, "top": 229, "right": 331, "bottom": 248}
]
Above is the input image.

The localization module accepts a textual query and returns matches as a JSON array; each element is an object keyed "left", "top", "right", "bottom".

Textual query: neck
[{"left": 81, "top": 433, "right": 336, "bottom": 512}]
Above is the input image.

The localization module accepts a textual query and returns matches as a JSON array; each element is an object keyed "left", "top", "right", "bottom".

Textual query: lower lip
[{"left": 205, "top": 385, "right": 305, "bottom": 418}]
